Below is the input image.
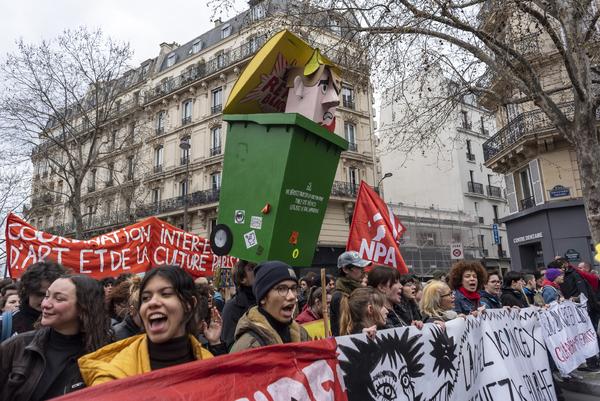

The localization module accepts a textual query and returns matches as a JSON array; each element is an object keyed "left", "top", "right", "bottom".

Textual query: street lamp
[
  {"left": 377, "top": 172, "right": 393, "bottom": 193},
  {"left": 179, "top": 137, "right": 191, "bottom": 232}
]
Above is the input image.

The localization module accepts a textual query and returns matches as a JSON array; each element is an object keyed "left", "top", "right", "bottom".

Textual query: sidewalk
[{"left": 558, "top": 368, "right": 600, "bottom": 397}]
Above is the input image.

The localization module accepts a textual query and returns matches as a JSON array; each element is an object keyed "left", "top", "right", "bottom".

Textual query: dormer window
[
  {"left": 192, "top": 40, "right": 202, "bottom": 54},
  {"left": 167, "top": 53, "right": 176, "bottom": 67},
  {"left": 221, "top": 24, "right": 231, "bottom": 39}
]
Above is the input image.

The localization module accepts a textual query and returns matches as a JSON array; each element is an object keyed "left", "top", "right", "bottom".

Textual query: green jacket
[{"left": 230, "top": 306, "right": 310, "bottom": 353}]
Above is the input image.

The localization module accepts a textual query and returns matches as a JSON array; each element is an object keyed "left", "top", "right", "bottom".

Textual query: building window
[
  {"left": 156, "top": 111, "right": 166, "bottom": 134},
  {"left": 216, "top": 51, "right": 226, "bottom": 69},
  {"left": 182, "top": 99, "right": 192, "bottom": 125},
  {"left": 342, "top": 85, "right": 355, "bottom": 109},
  {"left": 221, "top": 24, "right": 231, "bottom": 39},
  {"left": 348, "top": 167, "right": 358, "bottom": 189},
  {"left": 105, "top": 200, "right": 113, "bottom": 218},
  {"left": 344, "top": 122, "right": 357, "bottom": 151},
  {"left": 106, "top": 163, "right": 114, "bottom": 187},
  {"left": 110, "top": 130, "right": 117, "bottom": 150},
  {"left": 492, "top": 205, "right": 499, "bottom": 223},
  {"left": 154, "top": 146, "right": 163, "bottom": 173},
  {"left": 127, "top": 156, "right": 134, "bottom": 180},
  {"left": 211, "top": 172, "right": 221, "bottom": 190},
  {"left": 152, "top": 188, "right": 161, "bottom": 204},
  {"left": 88, "top": 169, "right": 96, "bottom": 192},
  {"left": 211, "top": 88, "right": 222, "bottom": 114},
  {"left": 180, "top": 136, "right": 190, "bottom": 165},
  {"left": 87, "top": 205, "right": 95, "bottom": 224},
  {"left": 466, "top": 139, "right": 475, "bottom": 161},
  {"left": 192, "top": 40, "right": 202, "bottom": 54},
  {"left": 179, "top": 180, "right": 188, "bottom": 197},
  {"left": 478, "top": 234, "right": 485, "bottom": 250},
  {"left": 210, "top": 126, "right": 221, "bottom": 156},
  {"left": 461, "top": 110, "right": 471, "bottom": 129},
  {"left": 250, "top": 4, "right": 265, "bottom": 21},
  {"left": 167, "top": 53, "right": 176, "bottom": 67},
  {"left": 518, "top": 167, "right": 534, "bottom": 209}
]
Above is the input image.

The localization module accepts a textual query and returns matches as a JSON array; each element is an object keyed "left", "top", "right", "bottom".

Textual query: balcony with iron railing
[
  {"left": 347, "top": 142, "right": 357, "bottom": 152},
  {"left": 343, "top": 98, "right": 355, "bottom": 109},
  {"left": 211, "top": 104, "right": 222, "bottom": 115},
  {"left": 144, "top": 35, "right": 268, "bottom": 104},
  {"left": 486, "top": 185, "right": 503, "bottom": 198},
  {"left": 135, "top": 188, "right": 221, "bottom": 219},
  {"left": 181, "top": 116, "right": 192, "bottom": 126},
  {"left": 483, "top": 101, "right": 600, "bottom": 162},
  {"left": 210, "top": 146, "right": 221, "bottom": 156},
  {"left": 331, "top": 181, "right": 359, "bottom": 198},
  {"left": 153, "top": 164, "right": 163, "bottom": 174},
  {"left": 155, "top": 127, "right": 165, "bottom": 136},
  {"left": 467, "top": 181, "right": 484, "bottom": 195},
  {"left": 520, "top": 196, "right": 535, "bottom": 210},
  {"left": 180, "top": 156, "right": 189, "bottom": 166}
]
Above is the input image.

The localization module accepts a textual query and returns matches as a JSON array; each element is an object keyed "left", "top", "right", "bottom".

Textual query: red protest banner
[
  {"left": 346, "top": 181, "right": 408, "bottom": 273},
  {"left": 5, "top": 213, "right": 237, "bottom": 279},
  {"left": 56, "top": 339, "right": 346, "bottom": 401}
]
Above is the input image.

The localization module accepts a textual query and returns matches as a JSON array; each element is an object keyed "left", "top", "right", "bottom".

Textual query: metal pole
[
  {"left": 321, "top": 268, "right": 330, "bottom": 336},
  {"left": 183, "top": 157, "right": 189, "bottom": 232}
]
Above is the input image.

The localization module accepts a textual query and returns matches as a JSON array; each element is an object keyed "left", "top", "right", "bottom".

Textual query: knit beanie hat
[
  {"left": 545, "top": 268, "right": 562, "bottom": 282},
  {"left": 253, "top": 260, "right": 298, "bottom": 302}
]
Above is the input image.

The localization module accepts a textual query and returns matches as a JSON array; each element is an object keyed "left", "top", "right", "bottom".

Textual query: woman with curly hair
[
  {"left": 0, "top": 275, "right": 111, "bottom": 400},
  {"left": 448, "top": 260, "right": 487, "bottom": 314}
]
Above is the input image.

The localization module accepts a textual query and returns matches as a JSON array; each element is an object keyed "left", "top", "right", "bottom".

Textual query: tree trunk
[
  {"left": 573, "top": 116, "right": 600, "bottom": 245},
  {"left": 70, "top": 182, "right": 84, "bottom": 238}
]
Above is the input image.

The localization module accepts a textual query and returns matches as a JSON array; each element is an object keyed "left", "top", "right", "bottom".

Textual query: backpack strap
[{"left": 1, "top": 311, "right": 13, "bottom": 342}]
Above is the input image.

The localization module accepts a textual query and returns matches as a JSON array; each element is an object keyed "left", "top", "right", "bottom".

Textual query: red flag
[{"left": 346, "top": 181, "right": 408, "bottom": 273}]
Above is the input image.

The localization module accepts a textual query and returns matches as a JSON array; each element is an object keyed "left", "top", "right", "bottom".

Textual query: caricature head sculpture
[{"left": 285, "top": 49, "right": 341, "bottom": 132}]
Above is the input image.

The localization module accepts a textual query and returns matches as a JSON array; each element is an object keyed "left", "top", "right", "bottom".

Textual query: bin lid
[{"left": 223, "top": 113, "right": 348, "bottom": 151}]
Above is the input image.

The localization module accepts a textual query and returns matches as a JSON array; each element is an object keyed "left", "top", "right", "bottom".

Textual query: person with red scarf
[
  {"left": 541, "top": 268, "right": 564, "bottom": 303},
  {"left": 448, "top": 261, "right": 487, "bottom": 314}
]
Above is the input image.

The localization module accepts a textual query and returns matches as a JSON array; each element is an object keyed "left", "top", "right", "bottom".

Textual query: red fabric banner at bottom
[{"left": 57, "top": 338, "right": 347, "bottom": 401}]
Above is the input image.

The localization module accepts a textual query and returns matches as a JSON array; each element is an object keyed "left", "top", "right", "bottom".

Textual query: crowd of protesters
[{"left": 1, "top": 254, "right": 600, "bottom": 400}]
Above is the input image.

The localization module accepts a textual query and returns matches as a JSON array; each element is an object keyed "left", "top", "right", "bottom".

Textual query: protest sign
[
  {"left": 57, "top": 339, "right": 346, "bottom": 401},
  {"left": 346, "top": 181, "right": 408, "bottom": 273},
  {"left": 538, "top": 298, "right": 600, "bottom": 375},
  {"left": 5, "top": 213, "right": 236, "bottom": 279},
  {"left": 55, "top": 309, "right": 561, "bottom": 401},
  {"left": 337, "top": 308, "right": 556, "bottom": 401}
]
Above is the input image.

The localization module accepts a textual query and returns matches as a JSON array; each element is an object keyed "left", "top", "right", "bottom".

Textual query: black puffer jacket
[
  {"left": 560, "top": 267, "right": 600, "bottom": 318},
  {"left": 221, "top": 286, "right": 256, "bottom": 349},
  {"left": 0, "top": 327, "right": 85, "bottom": 401},
  {"left": 395, "top": 298, "right": 422, "bottom": 323},
  {"left": 500, "top": 287, "right": 528, "bottom": 308}
]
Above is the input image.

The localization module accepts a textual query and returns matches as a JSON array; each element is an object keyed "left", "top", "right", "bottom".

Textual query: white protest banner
[
  {"left": 538, "top": 298, "right": 600, "bottom": 375},
  {"left": 337, "top": 308, "right": 557, "bottom": 401}
]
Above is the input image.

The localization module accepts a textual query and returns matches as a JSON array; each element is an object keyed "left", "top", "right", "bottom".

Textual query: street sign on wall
[
  {"left": 492, "top": 224, "right": 500, "bottom": 245},
  {"left": 450, "top": 243, "right": 464, "bottom": 260}
]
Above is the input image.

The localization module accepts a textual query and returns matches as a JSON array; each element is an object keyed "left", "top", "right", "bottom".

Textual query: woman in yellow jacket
[{"left": 78, "top": 266, "right": 214, "bottom": 385}]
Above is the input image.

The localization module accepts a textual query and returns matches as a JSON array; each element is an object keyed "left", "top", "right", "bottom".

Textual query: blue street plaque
[
  {"left": 492, "top": 224, "right": 500, "bottom": 245},
  {"left": 549, "top": 185, "right": 570, "bottom": 198}
]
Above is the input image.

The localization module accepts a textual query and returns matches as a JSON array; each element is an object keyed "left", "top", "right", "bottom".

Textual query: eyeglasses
[
  {"left": 441, "top": 292, "right": 454, "bottom": 298},
  {"left": 274, "top": 284, "right": 299, "bottom": 297}
]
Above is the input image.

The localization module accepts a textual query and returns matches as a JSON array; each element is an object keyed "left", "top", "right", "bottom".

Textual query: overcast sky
[{"left": 0, "top": 0, "right": 245, "bottom": 65}]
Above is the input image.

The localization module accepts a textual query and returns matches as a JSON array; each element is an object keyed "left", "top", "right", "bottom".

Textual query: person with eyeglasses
[
  {"left": 229, "top": 261, "right": 309, "bottom": 353},
  {"left": 479, "top": 270, "right": 503, "bottom": 309},
  {"left": 419, "top": 280, "right": 460, "bottom": 323}
]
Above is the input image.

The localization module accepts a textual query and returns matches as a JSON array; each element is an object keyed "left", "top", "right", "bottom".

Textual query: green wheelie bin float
[{"left": 209, "top": 112, "right": 347, "bottom": 266}]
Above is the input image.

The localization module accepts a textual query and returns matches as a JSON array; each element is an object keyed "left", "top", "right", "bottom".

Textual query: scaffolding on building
[{"left": 391, "top": 203, "right": 485, "bottom": 276}]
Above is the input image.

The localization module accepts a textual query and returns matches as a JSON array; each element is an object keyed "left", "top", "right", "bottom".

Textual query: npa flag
[
  {"left": 346, "top": 181, "right": 408, "bottom": 273},
  {"left": 5, "top": 213, "right": 237, "bottom": 279}
]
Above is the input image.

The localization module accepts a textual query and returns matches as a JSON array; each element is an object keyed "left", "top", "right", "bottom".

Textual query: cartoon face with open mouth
[{"left": 285, "top": 62, "right": 341, "bottom": 133}]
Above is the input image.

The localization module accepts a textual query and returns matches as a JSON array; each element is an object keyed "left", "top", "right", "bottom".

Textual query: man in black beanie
[{"left": 229, "top": 260, "right": 310, "bottom": 352}]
